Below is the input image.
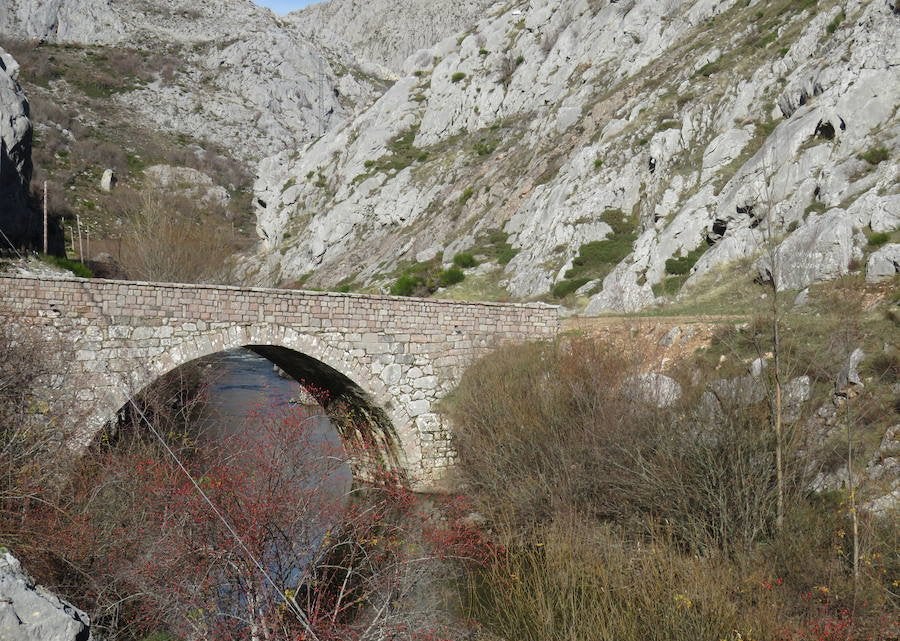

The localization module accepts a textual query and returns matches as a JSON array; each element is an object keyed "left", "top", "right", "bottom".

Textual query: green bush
[
  {"left": 439, "top": 267, "right": 465, "bottom": 287},
  {"left": 473, "top": 137, "right": 499, "bottom": 156},
  {"left": 664, "top": 244, "right": 707, "bottom": 275},
  {"left": 460, "top": 187, "right": 475, "bottom": 205},
  {"left": 858, "top": 146, "right": 889, "bottom": 165},
  {"left": 551, "top": 278, "right": 589, "bottom": 299},
  {"left": 389, "top": 274, "right": 423, "bottom": 297},
  {"left": 826, "top": 10, "right": 844, "bottom": 34},
  {"left": 868, "top": 232, "right": 890, "bottom": 247},
  {"left": 451, "top": 71, "right": 466, "bottom": 83},
  {"left": 552, "top": 210, "right": 637, "bottom": 298},
  {"left": 453, "top": 252, "right": 478, "bottom": 268},
  {"left": 497, "top": 247, "right": 518, "bottom": 265}
]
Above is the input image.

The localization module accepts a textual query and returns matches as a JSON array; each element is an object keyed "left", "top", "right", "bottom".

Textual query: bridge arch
[
  {"left": 91, "top": 324, "right": 412, "bottom": 483},
  {"left": 0, "top": 275, "right": 559, "bottom": 491}
]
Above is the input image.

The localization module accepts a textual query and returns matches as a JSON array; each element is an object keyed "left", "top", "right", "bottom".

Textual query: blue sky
[{"left": 255, "top": 0, "right": 320, "bottom": 14}]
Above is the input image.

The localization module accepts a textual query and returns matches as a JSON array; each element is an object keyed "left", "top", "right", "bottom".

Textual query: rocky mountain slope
[
  {"left": 0, "top": 0, "right": 389, "bottom": 161},
  {"left": 254, "top": 0, "right": 899, "bottom": 310},
  {"left": 289, "top": 0, "right": 496, "bottom": 72},
  {"left": 0, "top": 45, "right": 33, "bottom": 248}
]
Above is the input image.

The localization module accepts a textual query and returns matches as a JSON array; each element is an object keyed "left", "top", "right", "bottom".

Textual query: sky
[{"left": 254, "top": 0, "right": 321, "bottom": 15}]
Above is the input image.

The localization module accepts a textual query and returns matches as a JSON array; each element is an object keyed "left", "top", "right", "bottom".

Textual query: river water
[{"left": 202, "top": 347, "right": 352, "bottom": 494}]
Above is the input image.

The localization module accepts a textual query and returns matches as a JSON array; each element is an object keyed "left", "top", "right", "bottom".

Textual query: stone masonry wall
[{"left": 0, "top": 276, "right": 559, "bottom": 491}]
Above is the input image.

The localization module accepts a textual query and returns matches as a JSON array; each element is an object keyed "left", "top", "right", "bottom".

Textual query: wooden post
[
  {"left": 68, "top": 226, "right": 75, "bottom": 256},
  {"left": 76, "top": 215, "right": 84, "bottom": 262},
  {"left": 42, "top": 181, "right": 48, "bottom": 255}
]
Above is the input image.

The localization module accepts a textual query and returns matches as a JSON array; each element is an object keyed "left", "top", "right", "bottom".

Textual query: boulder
[
  {"left": 866, "top": 243, "right": 899, "bottom": 283},
  {"left": 100, "top": 168, "right": 116, "bottom": 192},
  {"left": 835, "top": 348, "right": 865, "bottom": 395},
  {"left": 756, "top": 211, "right": 858, "bottom": 291},
  {"left": 625, "top": 373, "right": 683, "bottom": 409},
  {"left": 0, "top": 550, "right": 91, "bottom": 641}
]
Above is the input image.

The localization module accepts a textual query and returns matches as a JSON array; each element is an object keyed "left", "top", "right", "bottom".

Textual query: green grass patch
[
  {"left": 467, "top": 228, "right": 520, "bottom": 266},
  {"left": 453, "top": 252, "right": 479, "bottom": 268},
  {"left": 551, "top": 209, "right": 638, "bottom": 299},
  {"left": 867, "top": 232, "right": 890, "bottom": 248},
  {"left": 652, "top": 274, "right": 689, "bottom": 297},
  {"left": 451, "top": 72, "right": 466, "bottom": 83},
  {"left": 388, "top": 254, "right": 467, "bottom": 296},
  {"left": 551, "top": 278, "right": 590, "bottom": 299},
  {"left": 858, "top": 146, "right": 889, "bottom": 165},
  {"left": 41, "top": 255, "right": 93, "bottom": 278},
  {"left": 356, "top": 125, "right": 427, "bottom": 180},
  {"left": 826, "top": 10, "right": 844, "bottom": 34},
  {"left": 665, "top": 244, "right": 708, "bottom": 276},
  {"left": 439, "top": 267, "right": 465, "bottom": 287}
]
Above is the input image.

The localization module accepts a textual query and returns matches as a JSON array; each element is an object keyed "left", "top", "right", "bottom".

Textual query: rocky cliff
[
  {"left": 254, "top": 0, "right": 899, "bottom": 309},
  {"left": 289, "top": 0, "right": 496, "bottom": 72},
  {"left": 0, "top": 45, "right": 33, "bottom": 248},
  {"left": 0, "top": 0, "right": 390, "bottom": 161}
]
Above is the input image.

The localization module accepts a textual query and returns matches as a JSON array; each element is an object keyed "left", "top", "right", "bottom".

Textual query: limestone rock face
[
  {"left": 252, "top": 0, "right": 899, "bottom": 304},
  {"left": 0, "top": 0, "right": 389, "bottom": 162},
  {"left": 288, "top": 0, "right": 496, "bottom": 72},
  {"left": 0, "top": 550, "right": 91, "bottom": 641},
  {"left": 0, "top": 46, "right": 33, "bottom": 247}
]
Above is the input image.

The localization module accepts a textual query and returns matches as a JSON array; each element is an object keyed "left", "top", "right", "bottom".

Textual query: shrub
[
  {"left": 826, "top": 10, "right": 844, "bottom": 34},
  {"left": 459, "top": 187, "right": 475, "bottom": 205},
  {"left": 453, "top": 252, "right": 478, "bottom": 269},
  {"left": 664, "top": 244, "right": 707, "bottom": 275},
  {"left": 390, "top": 273, "right": 423, "bottom": 297},
  {"left": 550, "top": 277, "right": 588, "bottom": 298},
  {"left": 497, "top": 247, "right": 518, "bottom": 265},
  {"left": 439, "top": 267, "right": 465, "bottom": 287},
  {"left": 451, "top": 72, "right": 466, "bottom": 83},
  {"left": 473, "top": 137, "right": 499, "bottom": 156},
  {"left": 867, "top": 231, "right": 890, "bottom": 247},
  {"left": 858, "top": 146, "right": 888, "bottom": 165}
]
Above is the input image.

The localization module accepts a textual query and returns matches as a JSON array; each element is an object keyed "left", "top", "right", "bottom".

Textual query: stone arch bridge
[{"left": 0, "top": 276, "right": 558, "bottom": 492}]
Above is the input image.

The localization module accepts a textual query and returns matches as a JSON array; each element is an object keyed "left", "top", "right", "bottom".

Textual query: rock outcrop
[
  {"left": 252, "top": 0, "right": 898, "bottom": 305},
  {"left": 0, "top": 550, "right": 91, "bottom": 641},
  {"left": 0, "top": 45, "right": 33, "bottom": 248}
]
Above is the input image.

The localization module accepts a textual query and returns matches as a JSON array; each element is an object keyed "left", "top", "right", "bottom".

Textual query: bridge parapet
[{"left": 0, "top": 276, "right": 559, "bottom": 491}]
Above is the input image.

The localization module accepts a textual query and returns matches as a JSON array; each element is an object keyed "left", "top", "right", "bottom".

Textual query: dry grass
[{"left": 447, "top": 335, "right": 898, "bottom": 640}]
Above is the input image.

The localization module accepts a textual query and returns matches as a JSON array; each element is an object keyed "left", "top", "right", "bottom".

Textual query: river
[{"left": 203, "top": 347, "right": 352, "bottom": 496}]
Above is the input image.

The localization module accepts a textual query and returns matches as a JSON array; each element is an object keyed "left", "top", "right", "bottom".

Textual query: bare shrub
[
  {"left": 114, "top": 189, "right": 239, "bottom": 284},
  {"left": 449, "top": 338, "right": 791, "bottom": 553}
]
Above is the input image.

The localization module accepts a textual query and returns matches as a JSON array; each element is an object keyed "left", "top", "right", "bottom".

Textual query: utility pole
[
  {"left": 42, "top": 181, "right": 48, "bottom": 255},
  {"left": 76, "top": 215, "right": 84, "bottom": 262}
]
